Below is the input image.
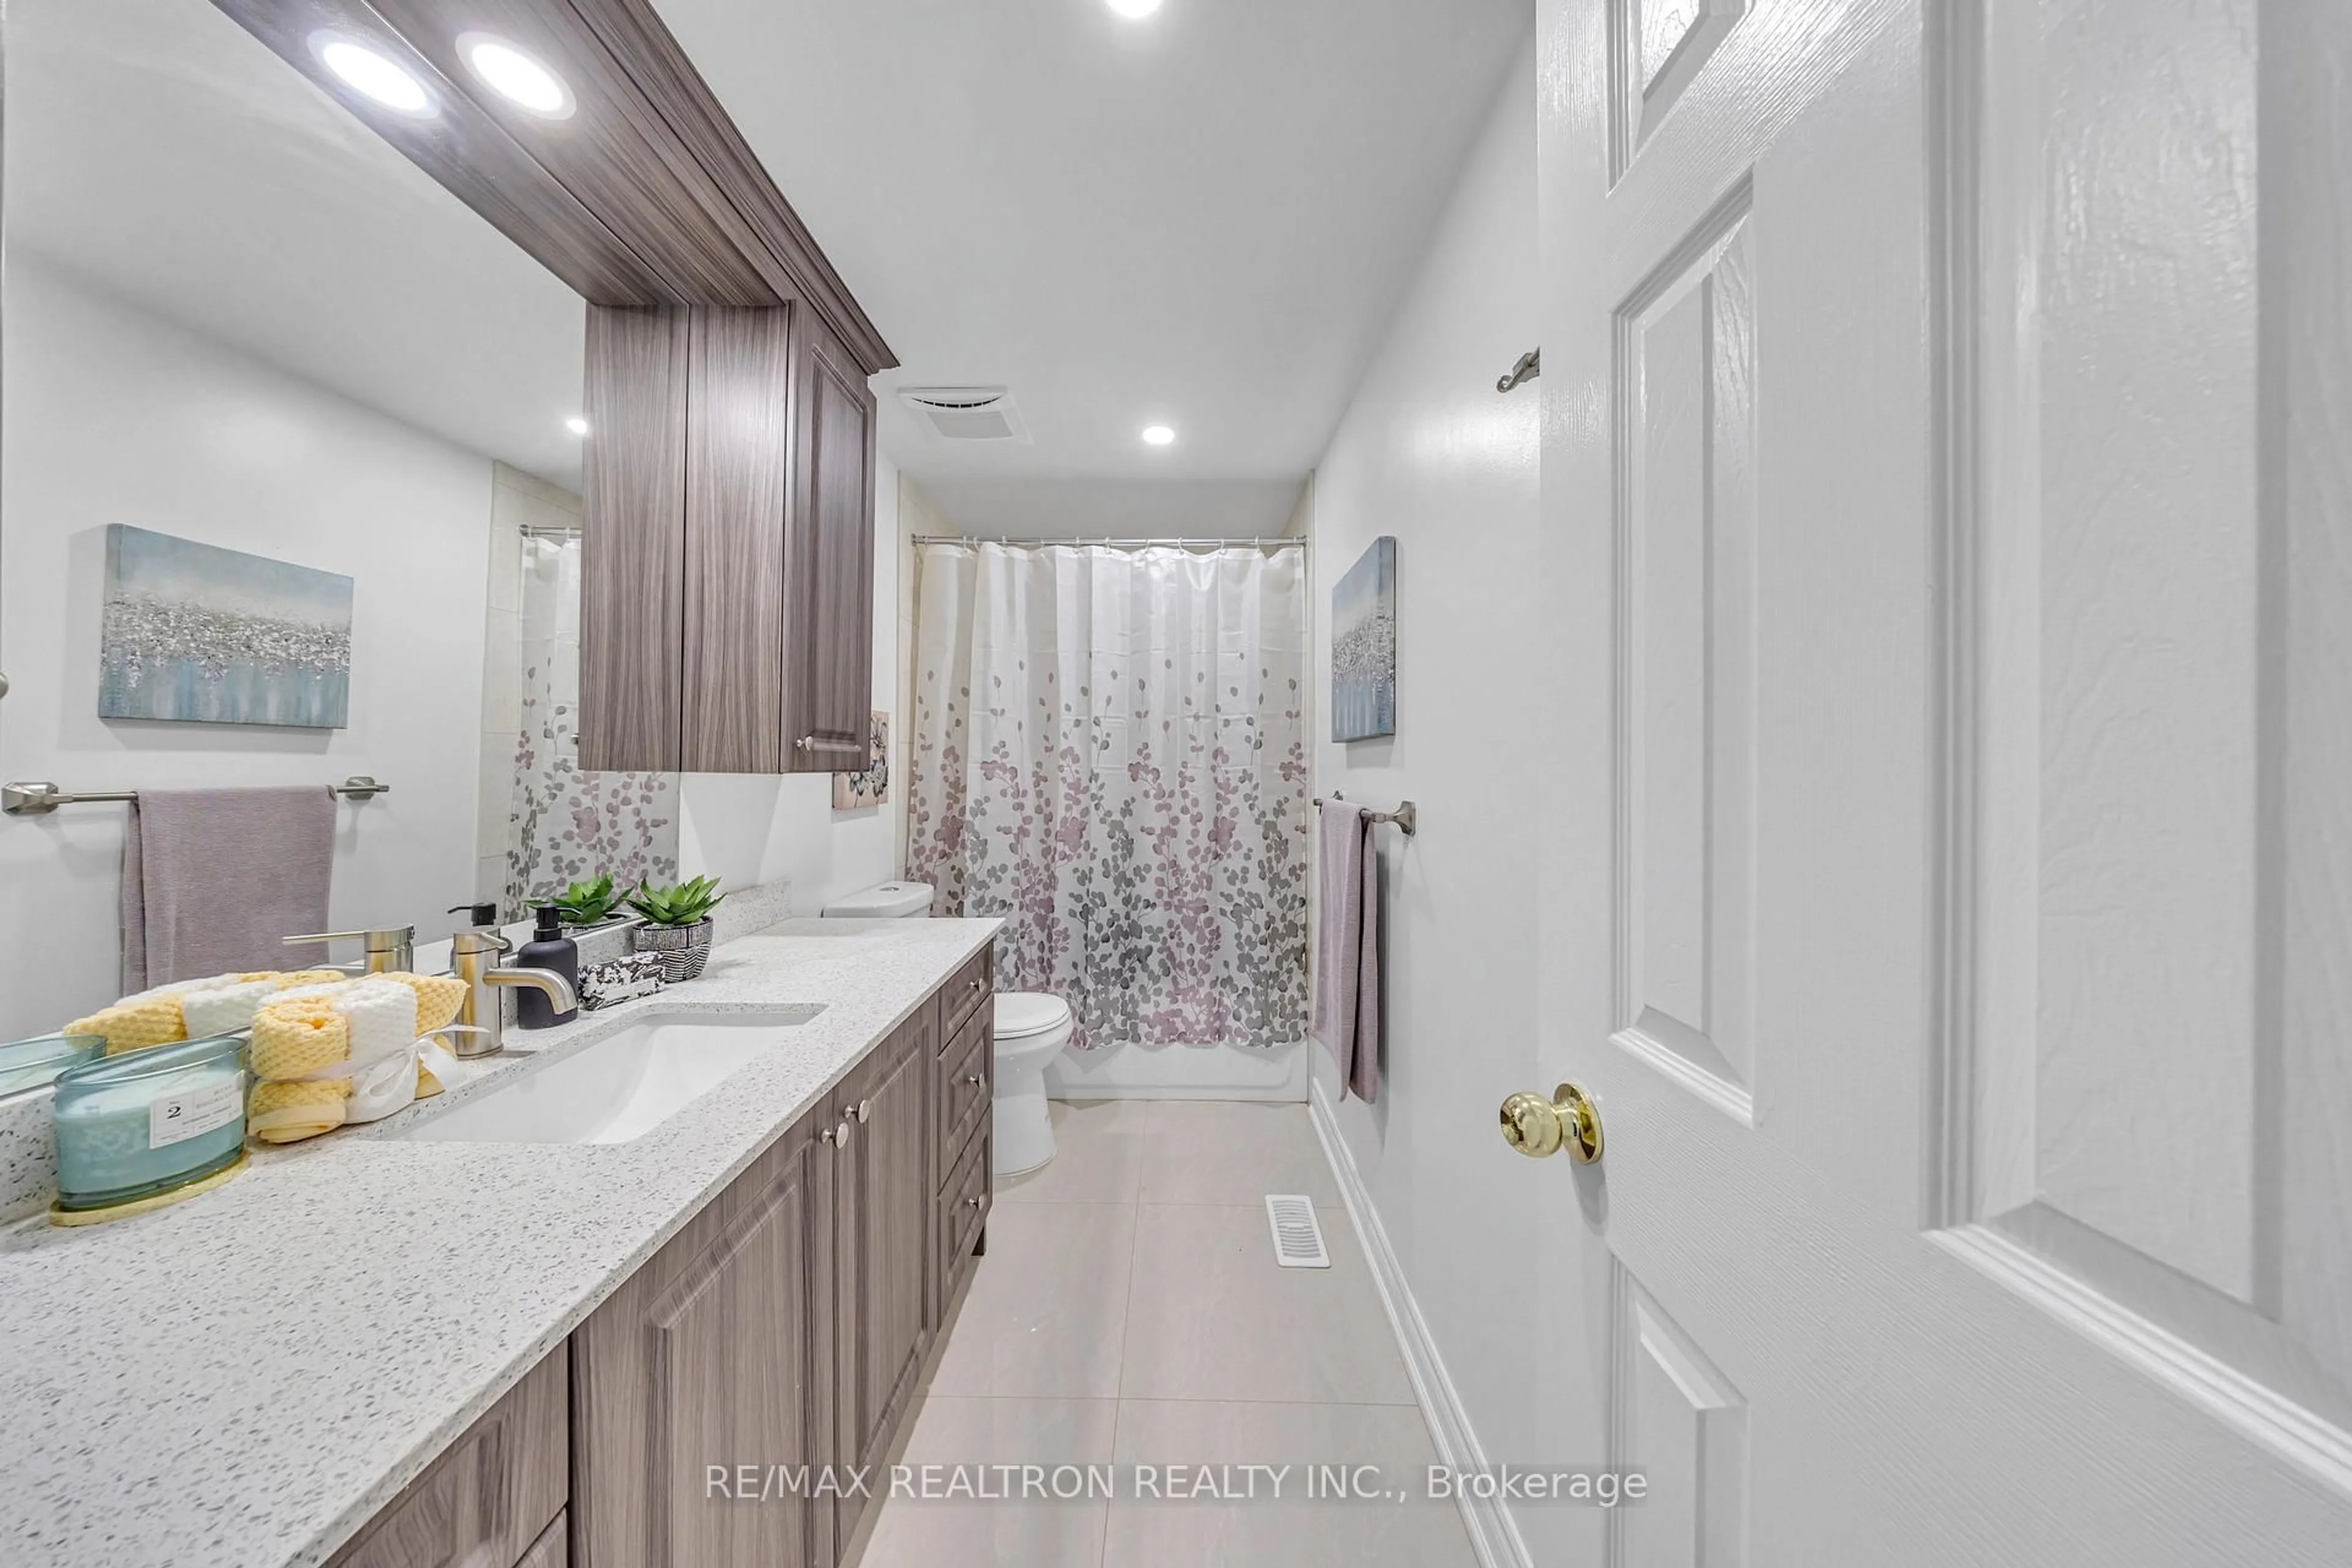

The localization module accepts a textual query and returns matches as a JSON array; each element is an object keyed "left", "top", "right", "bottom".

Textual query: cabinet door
[
  {"left": 831, "top": 1011, "right": 933, "bottom": 1547},
  {"left": 680, "top": 306, "right": 793, "bottom": 773},
  {"left": 572, "top": 1115, "right": 836, "bottom": 1568},
  {"left": 579, "top": 304, "right": 690, "bottom": 773},
  {"left": 782, "top": 320, "right": 876, "bottom": 772}
]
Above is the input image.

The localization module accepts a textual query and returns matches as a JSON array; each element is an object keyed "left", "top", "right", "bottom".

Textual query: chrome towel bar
[
  {"left": 1313, "top": 791, "right": 1418, "bottom": 837},
  {"left": 3, "top": 776, "right": 391, "bottom": 816}
]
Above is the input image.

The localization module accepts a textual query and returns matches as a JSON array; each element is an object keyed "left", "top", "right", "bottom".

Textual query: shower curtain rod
[{"left": 910, "top": 534, "right": 1306, "bottom": 551}]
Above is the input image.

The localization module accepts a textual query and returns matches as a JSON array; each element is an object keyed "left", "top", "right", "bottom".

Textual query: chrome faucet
[
  {"left": 282, "top": 925, "right": 416, "bottom": 976},
  {"left": 443, "top": 930, "right": 579, "bottom": 1058}
]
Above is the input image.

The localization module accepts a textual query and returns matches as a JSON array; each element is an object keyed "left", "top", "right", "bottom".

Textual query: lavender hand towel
[
  {"left": 1310, "top": 799, "right": 1382, "bottom": 1102},
  {"left": 121, "top": 786, "right": 336, "bottom": 993}
]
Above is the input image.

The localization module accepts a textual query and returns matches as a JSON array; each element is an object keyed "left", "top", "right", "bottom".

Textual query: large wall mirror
[{"left": 0, "top": 0, "right": 677, "bottom": 1041}]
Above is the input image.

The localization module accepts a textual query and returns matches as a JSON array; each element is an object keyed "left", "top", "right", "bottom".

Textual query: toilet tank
[{"left": 822, "top": 881, "right": 935, "bottom": 919}]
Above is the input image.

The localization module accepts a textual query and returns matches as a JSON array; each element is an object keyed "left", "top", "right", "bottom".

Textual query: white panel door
[{"left": 1531, "top": 0, "right": 2352, "bottom": 1563}]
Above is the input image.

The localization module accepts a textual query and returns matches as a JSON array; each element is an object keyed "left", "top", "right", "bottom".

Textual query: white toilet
[{"left": 821, "top": 881, "right": 1072, "bottom": 1176}]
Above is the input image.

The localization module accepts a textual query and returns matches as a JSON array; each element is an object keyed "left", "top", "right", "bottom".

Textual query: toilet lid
[{"left": 993, "top": 992, "right": 1071, "bottom": 1039}]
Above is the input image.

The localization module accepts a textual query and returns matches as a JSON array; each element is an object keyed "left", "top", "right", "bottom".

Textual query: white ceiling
[
  {"left": 4, "top": 0, "right": 588, "bottom": 493},
  {"left": 6, "top": 0, "right": 1530, "bottom": 533},
  {"left": 655, "top": 0, "right": 1532, "bottom": 536}
]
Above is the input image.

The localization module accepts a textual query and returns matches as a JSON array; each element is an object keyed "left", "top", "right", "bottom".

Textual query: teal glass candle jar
[
  {"left": 51, "top": 1035, "right": 248, "bottom": 1217},
  {"left": 0, "top": 1033, "right": 103, "bottom": 1097}
]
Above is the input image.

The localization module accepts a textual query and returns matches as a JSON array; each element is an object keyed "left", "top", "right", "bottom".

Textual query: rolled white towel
[
  {"left": 119, "top": 976, "right": 208, "bottom": 1005},
  {"left": 333, "top": 979, "right": 419, "bottom": 1069},
  {"left": 178, "top": 978, "right": 281, "bottom": 1037}
]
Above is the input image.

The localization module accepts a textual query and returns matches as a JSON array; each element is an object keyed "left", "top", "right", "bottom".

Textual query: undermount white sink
[{"left": 401, "top": 1008, "right": 825, "bottom": 1145}]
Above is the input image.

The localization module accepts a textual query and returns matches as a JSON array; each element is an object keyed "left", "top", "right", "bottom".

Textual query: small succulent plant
[
  {"left": 552, "top": 875, "right": 623, "bottom": 927},
  {"left": 625, "top": 875, "right": 727, "bottom": 928}
]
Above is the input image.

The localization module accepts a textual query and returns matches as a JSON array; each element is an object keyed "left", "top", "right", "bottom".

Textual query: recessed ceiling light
[
  {"left": 1107, "top": 0, "right": 1165, "bottom": 16},
  {"left": 565, "top": 417, "right": 590, "bottom": 436},
  {"left": 311, "top": 35, "right": 437, "bottom": 118},
  {"left": 1141, "top": 424, "right": 1176, "bottom": 446},
  {"left": 459, "top": 32, "right": 576, "bottom": 119}
]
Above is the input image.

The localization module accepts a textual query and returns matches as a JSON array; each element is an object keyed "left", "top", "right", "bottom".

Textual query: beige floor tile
[
  {"left": 855, "top": 1396, "right": 1116, "bottom": 1568},
  {"left": 1136, "top": 1101, "right": 1340, "bottom": 1206},
  {"left": 999, "top": 1100, "right": 1150, "bottom": 1204},
  {"left": 926, "top": 1201, "right": 1137, "bottom": 1398},
  {"left": 1119, "top": 1202, "right": 1414, "bottom": 1404},
  {"left": 1102, "top": 1399, "right": 1476, "bottom": 1567}
]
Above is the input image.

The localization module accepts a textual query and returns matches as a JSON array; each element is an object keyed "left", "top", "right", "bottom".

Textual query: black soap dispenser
[{"left": 516, "top": 906, "right": 581, "bottom": 1028}]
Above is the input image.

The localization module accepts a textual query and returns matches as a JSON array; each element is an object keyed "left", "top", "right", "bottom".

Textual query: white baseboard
[
  {"left": 1042, "top": 1039, "right": 1309, "bottom": 1101},
  {"left": 1308, "top": 1080, "right": 1533, "bottom": 1568}
]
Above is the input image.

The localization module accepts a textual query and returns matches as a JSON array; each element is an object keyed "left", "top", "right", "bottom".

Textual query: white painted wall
[
  {"left": 675, "top": 449, "right": 906, "bottom": 913},
  {"left": 1308, "top": 37, "right": 1542, "bottom": 1499},
  {"left": 0, "top": 261, "right": 495, "bottom": 1037}
]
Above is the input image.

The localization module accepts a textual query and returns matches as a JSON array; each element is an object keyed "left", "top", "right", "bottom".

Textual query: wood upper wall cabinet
[
  {"left": 786, "top": 321, "right": 880, "bottom": 769},
  {"left": 212, "top": 0, "right": 892, "bottom": 777},
  {"left": 579, "top": 303, "right": 876, "bottom": 774}
]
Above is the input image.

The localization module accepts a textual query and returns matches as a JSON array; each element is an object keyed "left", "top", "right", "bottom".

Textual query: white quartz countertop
[{"left": 0, "top": 915, "right": 1002, "bottom": 1568}]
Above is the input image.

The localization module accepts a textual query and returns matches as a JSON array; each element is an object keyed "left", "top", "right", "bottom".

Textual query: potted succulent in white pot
[{"left": 625, "top": 875, "right": 727, "bottom": 982}]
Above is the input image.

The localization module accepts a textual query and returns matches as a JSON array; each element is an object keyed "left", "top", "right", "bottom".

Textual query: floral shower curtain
[
  {"left": 907, "top": 542, "right": 1311, "bottom": 1049},
  {"left": 502, "top": 533, "right": 677, "bottom": 921}
]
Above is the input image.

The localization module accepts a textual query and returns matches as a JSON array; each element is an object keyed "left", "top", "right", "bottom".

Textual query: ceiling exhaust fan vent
[{"left": 898, "top": 386, "right": 1030, "bottom": 442}]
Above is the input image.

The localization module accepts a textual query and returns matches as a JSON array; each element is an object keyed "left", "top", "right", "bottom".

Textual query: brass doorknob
[{"left": 1499, "top": 1082, "right": 1604, "bottom": 1163}]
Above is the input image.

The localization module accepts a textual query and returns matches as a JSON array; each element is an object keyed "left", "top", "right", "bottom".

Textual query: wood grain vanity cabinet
[
  {"left": 827, "top": 1004, "right": 934, "bottom": 1549},
  {"left": 571, "top": 1096, "right": 839, "bottom": 1568},
  {"left": 569, "top": 969, "right": 979, "bottom": 1568},
  {"left": 327, "top": 960, "right": 993, "bottom": 1568},
  {"left": 325, "top": 1347, "right": 569, "bottom": 1568},
  {"left": 933, "top": 946, "right": 997, "bottom": 1318}
]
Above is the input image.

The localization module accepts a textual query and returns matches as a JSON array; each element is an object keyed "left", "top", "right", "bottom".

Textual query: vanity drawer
[
  {"left": 936, "top": 1008, "right": 992, "bottom": 1181},
  {"left": 937, "top": 1123, "right": 991, "bottom": 1309},
  {"left": 938, "top": 946, "right": 994, "bottom": 1044}
]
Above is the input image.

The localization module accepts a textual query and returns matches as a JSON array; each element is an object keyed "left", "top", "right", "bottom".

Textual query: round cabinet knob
[
  {"left": 858, "top": 1099, "right": 873, "bottom": 1124},
  {"left": 823, "top": 1118, "right": 852, "bottom": 1148},
  {"left": 965, "top": 1195, "right": 983, "bottom": 1208},
  {"left": 965, "top": 1072, "right": 984, "bottom": 1086},
  {"left": 1499, "top": 1082, "right": 1604, "bottom": 1164}
]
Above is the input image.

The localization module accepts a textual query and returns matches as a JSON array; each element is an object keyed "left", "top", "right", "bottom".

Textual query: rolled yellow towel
[
  {"left": 248, "top": 1079, "right": 349, "bottom": 1144},
  {"left": 274, "top": 969, "right": 349, "bottom": 989},
  {"left": 66, "top": 997, "right": 188, "bottom": 1056},
  {"left": 386, "top": 973, "right": 470, "bottom": 1036},
  {"left": 249, "top": 999, "right": 352, "bottom": 1081}
]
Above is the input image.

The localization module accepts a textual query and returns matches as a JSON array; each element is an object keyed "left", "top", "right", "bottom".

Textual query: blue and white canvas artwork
[
  {"left": 99, "top": 525, "right": 353, "bottom": 728},
  {"left": 1331, "top": 535, "right": 1396, "bottom": 742}
]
